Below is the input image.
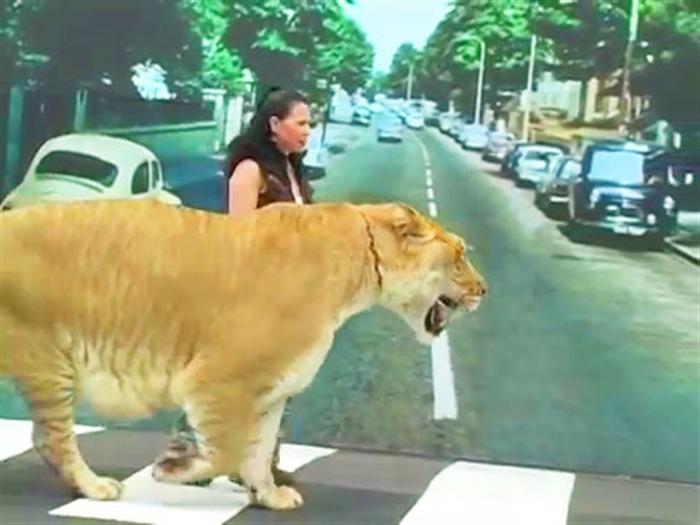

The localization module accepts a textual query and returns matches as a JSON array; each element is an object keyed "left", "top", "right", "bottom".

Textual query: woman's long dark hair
[{"left": 225, "top": 88, "right": 309, "bottom": 184}]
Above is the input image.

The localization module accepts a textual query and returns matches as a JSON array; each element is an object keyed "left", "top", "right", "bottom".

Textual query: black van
[{"left": 568, "top": 141, "right": 678, "bottom": 240}]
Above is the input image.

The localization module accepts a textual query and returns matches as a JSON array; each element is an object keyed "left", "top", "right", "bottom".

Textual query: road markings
[
  {"left": 401, "top": 461, "right": 575, "bottom": 525},
  {"left": 416, "top": 135, "right": 458, "bottom": 420},
  {"left": 431, "top": 332, "right": 458, "bottom": 419},
  {"left": 50, "top": 442, "right": 337, "bottom": 525},
  {"left": 0, "top": 418, "right": 103, "bottom": 461},
  {"left": 428, "top": 201, "right": 438, "bottom": 218}
]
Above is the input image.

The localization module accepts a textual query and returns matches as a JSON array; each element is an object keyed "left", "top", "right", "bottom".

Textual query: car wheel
[
  {"left": 534, "top": 192, "right": 542, "bottom": 209},
  {"left": 645, "top": 232, "right": 665, "bottom": 250}
]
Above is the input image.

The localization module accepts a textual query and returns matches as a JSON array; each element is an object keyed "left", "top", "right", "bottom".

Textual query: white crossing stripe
[
  {"left": 401, "top": 461, "right": 575, "bottom": 525},
  {"left": 0, "top": 418, "right": 103, "bottom": 461},
  {"left": 430, "top": 331, "right": 458, "bottom": 419},
  {"left": 427, "top": 187, "right": 435, "bottom": 200},
  {"left": 50, "top": 444, "right": 336, "bottom": 525}
]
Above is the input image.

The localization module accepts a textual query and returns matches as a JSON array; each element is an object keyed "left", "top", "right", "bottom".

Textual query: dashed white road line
[{"left": 415, "top": 134, "right": 458, "bottom": 420}]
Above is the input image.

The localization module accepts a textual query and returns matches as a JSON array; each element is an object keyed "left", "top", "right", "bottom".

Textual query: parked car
[
  {"left": 376, "top": 112, "right": 403, "bottom": 142},
  {"left": 500, "top": 141, "right": 529, "bottom": 177},
  {"left": 438, "top": 112, "right": 457, "bottom": 134},
  {"left": 0, "top": 134, "right": 181, "bottom": 211},
  {"left": 513, "top": 146, "right": 565, "bottom": 187},
  {"left": 501, "top": 141, "right": 566, "bottom": 177},
  {"left": 352, "top": 105, "right": 372, "bottom": 127},
  {"left": 458, "top": 124, "right": 489, "bottom": 150},
  {"left": 669, "top": 150, "right": 700, "bottom": 210},
  {"left": 482, "top": 131, "right": 516, "bottom": 163},
  {"left": 448, "top": 116, "right": 467, "bottom": 139},
  {"left": 405, "top": 111, "right": 425, "bottom": 130},
  {"left": 302, "top": 132, "right": 329, "bottom": 180},
  {"left": 568, "top": 141, "right": 678, "bottom": 239},
  {"left": 534, "top": 156, "right": 581, "bottom": 217}
]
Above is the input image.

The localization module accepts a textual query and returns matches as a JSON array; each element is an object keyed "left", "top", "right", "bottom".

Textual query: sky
[{"left": 343, "top": 0, "right": 451, "bottom": 73}]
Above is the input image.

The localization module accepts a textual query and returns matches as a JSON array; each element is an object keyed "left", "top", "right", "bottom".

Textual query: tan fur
[{"left": 0, "top": 199, "right": 485, "bottom": 510}]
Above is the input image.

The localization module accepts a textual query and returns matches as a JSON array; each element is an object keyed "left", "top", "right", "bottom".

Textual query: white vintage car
[{"left": 1, "top": 134, "right": 181, "bottom": 211}]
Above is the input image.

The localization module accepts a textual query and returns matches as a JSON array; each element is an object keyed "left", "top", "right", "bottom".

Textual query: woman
[
  {"left": 226, "top": 88, "right": 313, "bottom": 214},
  {"left": 155, "top": 88, "right": 313, "bottom": 486}
]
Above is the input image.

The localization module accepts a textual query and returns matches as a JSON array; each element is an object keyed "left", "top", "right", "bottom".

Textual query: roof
[
  {"left": 587, "top": 140, "right": 666, "bottom": 154},
  {"left": 36, "top": 134, "right": 157, "bottom": 166}
]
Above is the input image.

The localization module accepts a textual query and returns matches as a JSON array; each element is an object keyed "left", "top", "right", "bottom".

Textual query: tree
[
  {"left": 0, "top": 0, "right": 47, "bottom": 89},
  {"left": 385, "top": 43, "right": 421, "bottom": 97},
  {"left": 537, "top": 0, "right": 700, "bottom": 124},
  {"left": 421, "top": 0, "right": 551, "bottom": 113},
  {"left": 17, "top": 0, "right": 202, "bottom": 95},
  {"left": 223, "top": 0, "right": 372, "bottom": 97},
  {"left": 180, "top": 0, "right": 246, "bottom": 93},
  {"left": 315, "top": 7, "right": 374, "bottom": 94}
]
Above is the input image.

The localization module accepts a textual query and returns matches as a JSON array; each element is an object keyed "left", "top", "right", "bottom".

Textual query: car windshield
[
  {"left": 588, "top": 150, "right": 645, "bottom": 184},
  {"left": 35, "top": 151, "right": 118, "bottom": 187},
  {"left": 524, "top": 150, "right": 560, "bottom": 162},
  {"left": 491, "top": 133, "right": 513, "bottom": 144}
]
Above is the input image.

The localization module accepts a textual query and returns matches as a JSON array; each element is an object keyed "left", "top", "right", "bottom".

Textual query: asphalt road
[
  {"left": 290, "top": 122, "right": 700, "bottom": 484},
  {"left": 1, "top": 121, "right": 697, "bottom": 486}
]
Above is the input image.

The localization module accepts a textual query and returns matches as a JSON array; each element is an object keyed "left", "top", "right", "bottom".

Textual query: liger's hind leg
[{"left": 21, "top": 374, "right": 123, "bottom": 500}]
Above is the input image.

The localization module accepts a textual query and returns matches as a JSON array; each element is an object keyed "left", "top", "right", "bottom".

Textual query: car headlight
[{"left": 663, "top": 195, "right": 676, "bottom": 213}]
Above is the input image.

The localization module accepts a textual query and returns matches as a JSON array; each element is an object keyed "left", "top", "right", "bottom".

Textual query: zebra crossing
[{"left": 0, "top": 419, "right": 697, "bottom": 525}]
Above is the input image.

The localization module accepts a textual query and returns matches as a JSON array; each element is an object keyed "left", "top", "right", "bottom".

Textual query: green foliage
[
  {"left": 223, "top": 0, "right": 372, "bottom": 96},
  {"left": 402, "top": 0, "right": 698, "bottom": 122},
  {"left": 180, "top": 0, "right": 246, "bottom": 93},
  {"left": 536, "top": 0, "right": 700, "bottom": 123},
  {"left": 0, "top": 0, "right": 47, "bottom": 88},
  {"left": 384, "top": 43, "right": 421, "bottom": 96},
  {"left": 13, "top": 0, "right": 202, "bottom": 95}
]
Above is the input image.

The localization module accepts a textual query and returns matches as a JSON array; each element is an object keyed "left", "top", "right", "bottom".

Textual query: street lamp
[
  {"left": 522, "top": 34, "right": 537, "bottom": 141},
  {"left": 455, "top": 35, "right": 486, "bottom": 125},
  {"left": 620, "top": 0, "right": 640, "bottom": 127}
]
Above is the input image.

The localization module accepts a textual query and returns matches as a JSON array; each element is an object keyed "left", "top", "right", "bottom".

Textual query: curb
[{"left": 664, "top": 237, "right": 700, "bottom": 266}]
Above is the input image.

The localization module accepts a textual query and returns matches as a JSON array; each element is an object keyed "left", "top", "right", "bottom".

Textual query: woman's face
[{"left": 270, "top": 102, "right": 311, "bottom": 154}]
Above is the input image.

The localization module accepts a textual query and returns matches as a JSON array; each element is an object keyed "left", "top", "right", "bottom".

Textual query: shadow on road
[{"left": 557, "top": 223, "right": 665, "bottom": 253}]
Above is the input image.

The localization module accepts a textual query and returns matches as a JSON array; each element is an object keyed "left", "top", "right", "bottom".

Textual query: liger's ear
[{"left": 391, "top": 204, "right": 435, "bottom": 244}]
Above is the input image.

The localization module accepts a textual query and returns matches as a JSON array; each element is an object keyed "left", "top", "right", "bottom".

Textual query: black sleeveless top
[{"left": 223, "top": 137, "right": 312, "bottom": 212}]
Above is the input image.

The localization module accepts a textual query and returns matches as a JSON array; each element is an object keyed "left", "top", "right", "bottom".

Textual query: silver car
[
  {"left": 535, "top": 156, "right": 581, "bottom": 217},
  {"left": 514, "top": 146, "right": 565, "bottom": 187},
  {"left": 377, "top": 112, "right": 403, "bottom": 142}
]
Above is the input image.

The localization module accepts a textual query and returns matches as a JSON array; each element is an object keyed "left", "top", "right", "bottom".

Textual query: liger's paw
[
  {"left": 81, "top": 476, "right": 123, "bottom": 500},
  {"left": 152, "top": 454, "right": 193, "bottom": 483},
  {"left": 253, "top": 485, "right": 303, "bottom": 511}
]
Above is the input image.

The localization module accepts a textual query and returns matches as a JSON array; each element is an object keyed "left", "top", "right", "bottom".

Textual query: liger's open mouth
[{"left": 424, "top": 295, "right": 460, "bottom": 336}]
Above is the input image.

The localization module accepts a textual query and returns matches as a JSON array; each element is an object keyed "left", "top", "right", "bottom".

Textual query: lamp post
[
  {"left": 454, "top": 35, "right": 486, "bottom": 125},
  {"left": 620, "top": 0, "right": 640, "bottom": 128},
  {"left": 522, "top": 34, "right": 537, "bottom": 141},
  {"left": 317, "top": 78, "right": 330, "bottom": 147}
]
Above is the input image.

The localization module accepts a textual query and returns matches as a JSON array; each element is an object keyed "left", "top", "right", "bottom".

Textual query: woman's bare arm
[{"left": 228, "top": 159, "right": 264, "bottom": 216}]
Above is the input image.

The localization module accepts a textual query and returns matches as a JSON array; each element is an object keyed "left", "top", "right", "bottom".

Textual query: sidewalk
[{"left": 666, "top": 210, "right": 700, "bottom": 264}]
